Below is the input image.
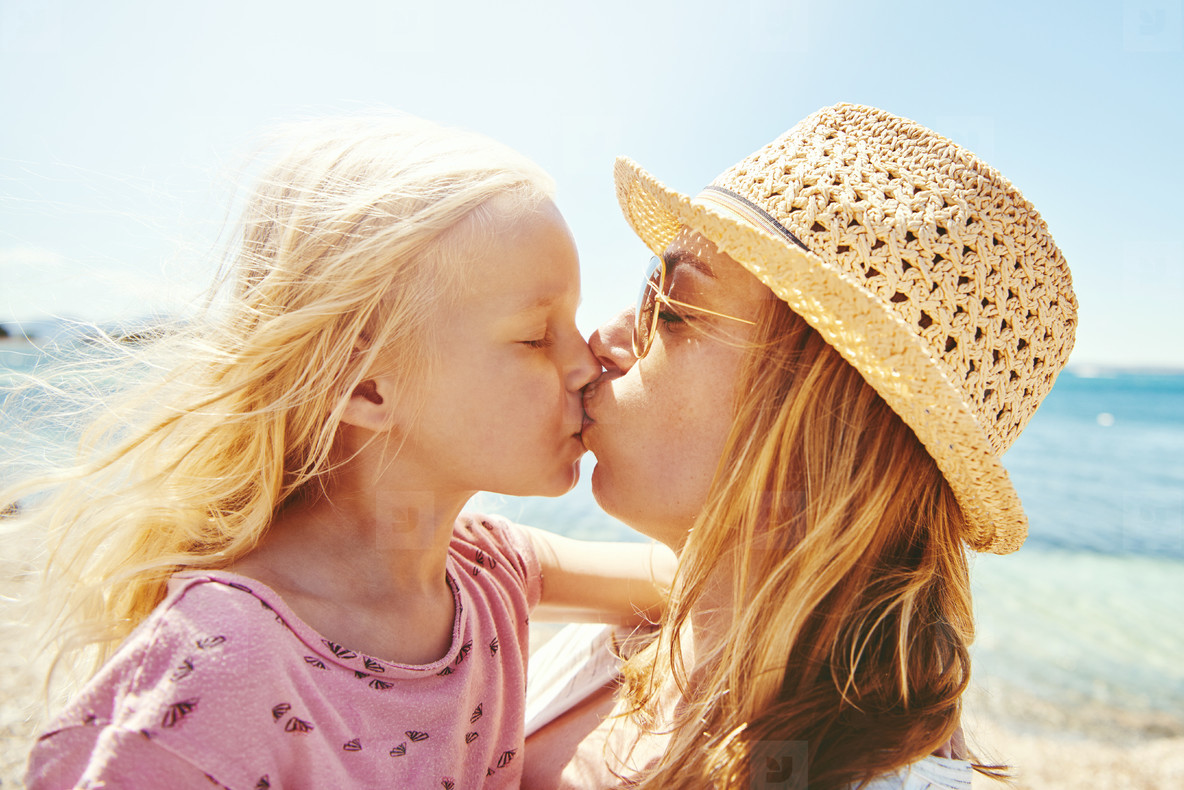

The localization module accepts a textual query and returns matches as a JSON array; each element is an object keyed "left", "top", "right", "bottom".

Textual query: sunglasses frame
[{"left": 632, "top": 255, "right": 757, "bottom": 359}]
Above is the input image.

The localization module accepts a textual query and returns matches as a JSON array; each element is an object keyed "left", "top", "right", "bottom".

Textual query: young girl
[{"left": 17, "top": 116, "right": 671, "bottom": 789}]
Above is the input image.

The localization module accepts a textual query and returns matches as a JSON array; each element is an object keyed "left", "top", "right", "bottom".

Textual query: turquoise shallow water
[
  {"left": 1003, "top": 372, "right": 1184, "bottom": 559},
  {"left": 4, "top": 342, "right": 1182, "bottom": 727}
]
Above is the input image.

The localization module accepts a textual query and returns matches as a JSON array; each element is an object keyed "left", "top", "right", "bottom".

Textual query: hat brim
[{"left": 614, "top": 156, "right": 1027, "bottom": 554}]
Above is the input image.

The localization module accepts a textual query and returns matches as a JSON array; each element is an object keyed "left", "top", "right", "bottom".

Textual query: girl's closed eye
[{"left": 522, "top": 333, "right": 554, "bottom": 350}]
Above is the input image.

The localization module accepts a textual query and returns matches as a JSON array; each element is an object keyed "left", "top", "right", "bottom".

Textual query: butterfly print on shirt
[
  {"left": 456, "top": 640, "right": 472, "bottom": 665},
  {"left": 363, "top": 656, "right": 385, "bottom": 673},
  {"left": 497, "top": 749, "right": 516, "bottom": 769},
  {"left": 227, "top": 581, "right": 253, "bottom": 594},
  {"left": 343, "top": 738, "right": 362, "bottom": 752},
  {"left": 406, "top": 730, "right": 429, "bottom": 742},
  {"left": 465, "top": 731, "right": 479, "bottom": 744},
  {"left": 369, "top": 678, "right": 393, "bottom": 690},
  {"left": 255, "top": 776, "right": 270, "bottom": 789},
  {"left": 442, "top": 780, "right": 455, "bottom": 790},
  {"left": 161, "top": 698, "right": 198, "bottom": 728},
  {"left": 470, "top": 703, "right": 483, "bottom": 723},
  {"left": 390, "top": 743, "right": 407, "bottom": 757},
  {"left": 489, "top": 637, "right": 499, "bottom": 656},
  {"left": 260, "top": 599, "right": 281, "bottom": 619},
  {"left": 196, "top": 635, "right": 226, "bottom": 650},
  {"left": 284, "top": 717, "right": 314, "bottom": 733},
  {"left": 259, "top": 600, "right": 285, "bottom": 624},
  {"left": 322, "top": 639, "right": 357, "bottom": 660},
  {"left": 171, "top": 658, "right": 195, "bottom": 682},
  {"left": 470, "top": 566, "right": 481, "bottom": 576},
  {"left": 437, "top": 666, "right": 454, "bottom": 676},
  {"left": 303, "top": 656, "right": 327, "bottom": 670},
  {"left": 272, "top": 703, "right": 291, "bottom": 721}
]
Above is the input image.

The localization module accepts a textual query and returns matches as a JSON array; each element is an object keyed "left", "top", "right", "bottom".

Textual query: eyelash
[
  {"left": 657, "top": 306, "right": 698, "bottom": 329},
  {"left": 523, "top": 336, "right": 554, "bottom": 349},
  {"left": 658, "top": 309, "right": 684, "bottom": 325}
]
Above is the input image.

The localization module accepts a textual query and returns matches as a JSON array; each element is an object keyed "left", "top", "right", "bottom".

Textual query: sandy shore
[
  {"left": 3, "top": 550, "right": 1180, "bottom": 788},
  {"left": 963, "top": 683, "right": 1184, "bottom": 789}
]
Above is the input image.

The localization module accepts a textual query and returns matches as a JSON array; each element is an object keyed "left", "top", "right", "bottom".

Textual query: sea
[{"left": 3, "top": 341, "right": 1182, "bottom": 738}]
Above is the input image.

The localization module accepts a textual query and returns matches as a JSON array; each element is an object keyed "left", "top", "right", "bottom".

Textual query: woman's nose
[{"left": 587, "top": 308, "right": 638, "bottom": 377}]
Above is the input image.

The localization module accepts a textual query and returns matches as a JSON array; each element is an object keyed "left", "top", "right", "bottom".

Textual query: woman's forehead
[
  {"left": 665, "top": 228, "right": 768, "bottom": 300},
  {"left": 667, "top": 228, "right": 719, "bottom": 269}
]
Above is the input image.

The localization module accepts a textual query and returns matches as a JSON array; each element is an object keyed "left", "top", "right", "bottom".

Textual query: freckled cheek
[{"left": 608, "top": 381, "right": 694, "bottom": 461}]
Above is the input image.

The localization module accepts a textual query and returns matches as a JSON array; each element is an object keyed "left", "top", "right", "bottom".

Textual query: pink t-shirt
[{"left": 27, "top": 513, "right": 541, "bottom": 789}]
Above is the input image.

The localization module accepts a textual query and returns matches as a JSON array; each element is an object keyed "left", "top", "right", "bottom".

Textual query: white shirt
[{"left": 526, "top": 623, "right": 973, "bottom": 790}]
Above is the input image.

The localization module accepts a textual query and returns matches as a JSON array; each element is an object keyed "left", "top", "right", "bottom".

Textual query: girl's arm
[{"left": 521, "top": 526, "right": 676, "bottom": 626}]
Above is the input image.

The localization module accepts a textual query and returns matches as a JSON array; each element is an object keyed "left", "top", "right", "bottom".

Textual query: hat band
[{"left": 698, "top": 185, "right": 811, "bottom": 254}]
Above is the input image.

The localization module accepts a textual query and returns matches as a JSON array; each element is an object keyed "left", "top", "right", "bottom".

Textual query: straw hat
[{"left": 615, "top": 103, "right": 1077, "bottom": 554}]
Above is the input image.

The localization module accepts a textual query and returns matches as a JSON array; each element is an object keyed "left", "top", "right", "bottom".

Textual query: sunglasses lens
[{"left": 634, "top": 257, "right": 664, "bottom": 357}]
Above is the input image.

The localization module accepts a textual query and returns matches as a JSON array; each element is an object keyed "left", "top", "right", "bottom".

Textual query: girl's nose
[
  {"left": 566, "top": 332, "right": 601, "bottom": 392},
  {"left": 587, "top": 308, "right": 638, "bottom": 378}
]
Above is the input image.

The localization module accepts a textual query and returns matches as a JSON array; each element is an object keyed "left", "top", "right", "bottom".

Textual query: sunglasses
[{"left": 632, "top": 255, "right": 757, "bottom": 359}]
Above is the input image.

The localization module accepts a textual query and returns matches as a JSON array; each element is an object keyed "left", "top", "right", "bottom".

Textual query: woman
[{"left": 524, "top": 103, "right": 1077, "bottom": 789}]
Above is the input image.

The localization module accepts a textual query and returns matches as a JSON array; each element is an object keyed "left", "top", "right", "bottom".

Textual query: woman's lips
[
  {"left": 581, "top": 379, "right": 601, "bottom": 425},
  {"left": 579, "top": 398, "right": 596, "bottom": 447}
]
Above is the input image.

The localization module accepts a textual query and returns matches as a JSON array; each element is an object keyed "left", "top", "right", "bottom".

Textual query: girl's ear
[{"left": 340, "top": 376, "right": 402, "bottom": 432}]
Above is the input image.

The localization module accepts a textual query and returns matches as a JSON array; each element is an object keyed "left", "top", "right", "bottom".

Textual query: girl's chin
[
  {"left": 534, "top": 459, "right": 582, "bottom": 498},
  {"left": 588, "top": 463, "right": 631, "bottom": 522}
]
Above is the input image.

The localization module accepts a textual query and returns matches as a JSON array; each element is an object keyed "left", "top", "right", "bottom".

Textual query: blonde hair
[
  {"left": 6, "top": 115, "right": 554, "bottom": 687},
  {"left": 620, "top": 296, "right": 988, "bottom": 789}
]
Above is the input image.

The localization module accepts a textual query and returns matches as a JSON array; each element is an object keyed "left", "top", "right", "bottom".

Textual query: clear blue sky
[{"left": 2, "top": 0, "right": 1182, "bottom": 367}]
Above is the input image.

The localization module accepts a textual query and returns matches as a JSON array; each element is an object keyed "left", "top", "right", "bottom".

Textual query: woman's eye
[
  {"left": 657, "top": 307, "right": 696, "bottom": 330},
  {"left": 657, "top": 309, "right": 684, "bottom": 325},
  {"left": 522, "top": 336, "right": 554, "bottom": 349}
]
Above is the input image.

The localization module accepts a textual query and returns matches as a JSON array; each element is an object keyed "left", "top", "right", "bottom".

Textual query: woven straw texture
[{"left": 614, "top": 103, "right": 1077, "bottom": 554}]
